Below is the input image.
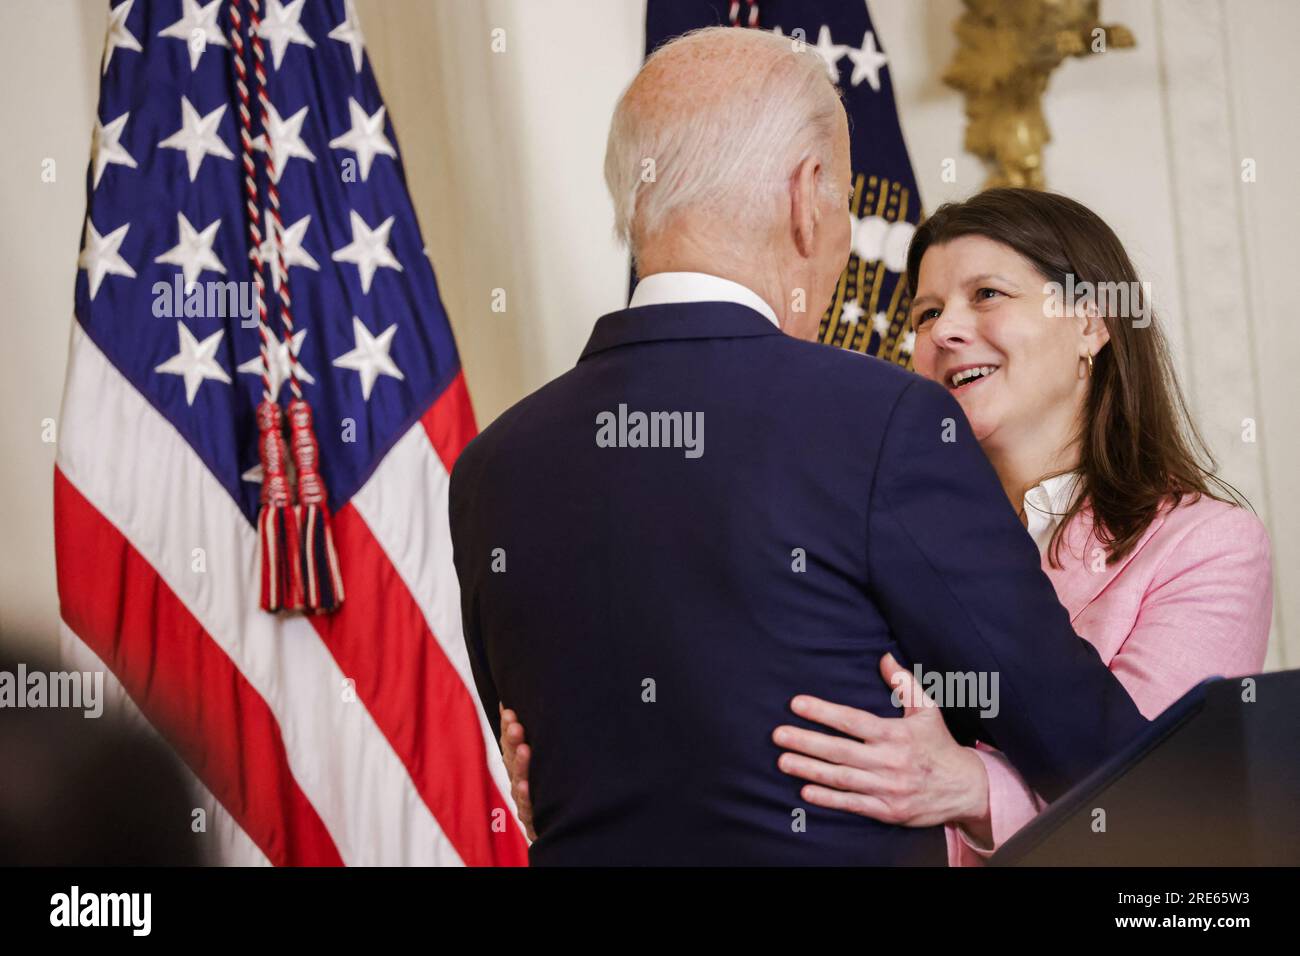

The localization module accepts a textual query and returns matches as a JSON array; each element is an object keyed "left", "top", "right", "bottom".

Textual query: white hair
[{"left": 604, "top": 27, "right": 845, "bottom": 258}]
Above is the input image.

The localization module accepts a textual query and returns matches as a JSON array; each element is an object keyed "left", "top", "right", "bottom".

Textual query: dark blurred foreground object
[
  {"left": 0, "top": 649, "right": 202, "bottom": 865},
  {"left": 994, "top": 669, "right": 1300, "bottom": 865}
]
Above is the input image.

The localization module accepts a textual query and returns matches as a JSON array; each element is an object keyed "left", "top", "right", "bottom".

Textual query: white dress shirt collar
[
  {"left": 629, "top": 271, "right": 781, "bottom": 328},
  {"left": 1023, "top": 471, "right": 1083, "bottom": 557}
]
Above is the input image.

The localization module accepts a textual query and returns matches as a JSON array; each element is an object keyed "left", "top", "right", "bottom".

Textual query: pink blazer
[{"left": 944, "top": 494, "right": 1273, "bottom": 866}]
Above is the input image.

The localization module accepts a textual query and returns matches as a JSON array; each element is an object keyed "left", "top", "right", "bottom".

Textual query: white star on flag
[
  {"left": 331, "top": 211, "right": 403, "bottom": 293},
  {"left": 79, "top": 221, "right": 136, "bottom": 300},
  {"left": 102, "top": 0, "right": 142, "bottom": 75},
  {"left": 237, "top": 329, "right": 315, "bottom": 400},
  {"left": 329, "top": 0, "right": 366, "bottom": 73},
  {"left": 159, "top": 96, "right": 234, "bottom": 181},
  {"left": 899, "top": 330, "right": 917, "bottom": 355},
  {"left": 155, "top": 322, "right": 231, "bottom": 405},
  {"left": 255, "top": 211, "right": 320, "bottom": 291},
  {"left": 872, "top": 311, "right": 891, "bottom": 337},
  {"left": 254, "top": 101, "right": 316, "bottom": 183},
  {"left": 256, "top": 0, "right": 316, "bottom": 70},
  {"left": 154, "top": 212, "right": 226, "bottom": 291},
  {"left": 845, "top": 31, "right": 888, "bottom": 91},
  {"left": 329, "top": 99, "right": 396, "bottom": 182},
  {"left": 158, "top": 0, "right": 229, "bottom": 71},
  {"left": 333, "top": 317, "right": 404, "bottom": 400},
  {"left": 91, "top": 112, "right": 137, "bottom": 188},
  {"left": 841, "top": 300, "right": 865, "bottom": 324},
  {"left": 811, "top": 25, "right": 847, "bottom": 84}
]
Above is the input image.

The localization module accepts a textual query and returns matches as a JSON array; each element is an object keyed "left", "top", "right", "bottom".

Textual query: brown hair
[{"left": 905, "top": 188, "right": 1241, "bottom": 567}]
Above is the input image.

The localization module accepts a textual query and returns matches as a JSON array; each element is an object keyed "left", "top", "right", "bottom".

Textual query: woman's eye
[
  {"left": 976, "top": 287, "right": 1002, "bottom": 301},
  {"left": 915, "top": 309, "right": 940, "bottom": 327}
]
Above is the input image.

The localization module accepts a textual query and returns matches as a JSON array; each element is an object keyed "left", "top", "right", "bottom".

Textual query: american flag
[{"left": 54, "top": 0, "right": 527, "bottom": 866}]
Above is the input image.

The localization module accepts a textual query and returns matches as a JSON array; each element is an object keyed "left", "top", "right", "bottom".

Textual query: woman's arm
[
  {"left": 789, "top": 504, "right": 1274, "bottom": 863},
  {"left": 946, "top": 744, "right": 1046, "bottom": 864}
]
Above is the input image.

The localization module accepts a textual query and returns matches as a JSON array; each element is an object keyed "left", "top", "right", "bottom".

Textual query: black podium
[{"left": 992, "top": 669, "right": 1300, "bottom": 866}]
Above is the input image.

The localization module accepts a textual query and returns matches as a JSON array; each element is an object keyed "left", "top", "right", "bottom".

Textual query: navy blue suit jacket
[{"left": 449, "top": 302, "right": 1147, "bottom": 865}]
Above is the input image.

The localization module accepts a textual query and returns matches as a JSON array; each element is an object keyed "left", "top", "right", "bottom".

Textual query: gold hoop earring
[{"left": 1086, "top": 353, "right": 1094, "bottom": 376}]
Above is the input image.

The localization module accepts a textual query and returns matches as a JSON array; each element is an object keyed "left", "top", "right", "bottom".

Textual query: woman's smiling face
[{"left": 910, "top": 235, "right": 1096, "bottom": 454}]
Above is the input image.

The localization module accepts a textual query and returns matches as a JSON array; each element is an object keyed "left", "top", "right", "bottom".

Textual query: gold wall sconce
[{"left": 944, "top": 0, "right": 1135, "bottom": 189}]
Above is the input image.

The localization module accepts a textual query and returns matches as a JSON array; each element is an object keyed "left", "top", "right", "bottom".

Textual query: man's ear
[{"left": 790, "top": 153, "right": 821, "bottom": 258}]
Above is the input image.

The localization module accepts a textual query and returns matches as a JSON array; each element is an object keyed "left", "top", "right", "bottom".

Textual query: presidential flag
[
  {"left": 646, "top": 0, "right": 923, "bottom": 365},
  {"left": 55, "top": 0, "right": 527, "bottom": 866}
]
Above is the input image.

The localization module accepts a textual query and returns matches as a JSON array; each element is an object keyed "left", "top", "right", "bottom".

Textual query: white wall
[
  {"left": 0, "top": 0, "right": 102, "bottom": 660},
  {"left": 2, "top": 0, "right": 1295, "bottom": 668}
]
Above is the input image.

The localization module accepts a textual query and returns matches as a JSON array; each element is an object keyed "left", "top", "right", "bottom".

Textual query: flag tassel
[
  {"left": 288, "top": 398, "right": 345, "bottom": 612},
  {"left": 256, "top": 400, "right": 304, "bottom": 612}
]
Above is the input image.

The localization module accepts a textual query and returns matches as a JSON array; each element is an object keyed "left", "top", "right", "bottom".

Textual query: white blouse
[{"left": 1021, "top": 471, "right": 1083, "bottom": 556}]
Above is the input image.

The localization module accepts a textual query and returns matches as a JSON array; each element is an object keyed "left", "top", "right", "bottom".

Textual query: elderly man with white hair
[{"left": 449, "top": 27, "right": 1145, "bottom": 865}]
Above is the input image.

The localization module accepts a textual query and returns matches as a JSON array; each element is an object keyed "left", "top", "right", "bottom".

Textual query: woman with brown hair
[
  {"left": 497, "top": 187, "right": 1273, "bottom": 864},
  {"left": 771, "top": 187, "right": 1273, "bottom": 863}
]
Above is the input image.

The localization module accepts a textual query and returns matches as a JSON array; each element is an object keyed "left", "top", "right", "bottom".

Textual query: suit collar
[
  {"left": 1044, "top": 505, "right": 1169, "bottom": 622},
  {"left": 629, "top": 271, "right": 781, "bottom": 327},
  {"left": 579, "top": 301, "right": 784, "bottom": 362}
]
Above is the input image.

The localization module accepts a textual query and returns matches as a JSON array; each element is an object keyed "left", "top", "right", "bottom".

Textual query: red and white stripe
[
  {"left": 57, "top": 626, "right": 273, "bottom": 866},
  {"left": 55, "top": 323, "right": 527, "bottom": 866}
]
